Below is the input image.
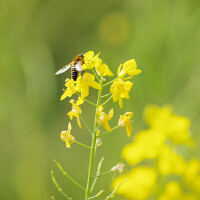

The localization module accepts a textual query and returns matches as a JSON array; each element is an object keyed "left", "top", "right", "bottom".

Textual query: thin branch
[{"left": 74, "top": 140, "right": 92, "bottom": 149}]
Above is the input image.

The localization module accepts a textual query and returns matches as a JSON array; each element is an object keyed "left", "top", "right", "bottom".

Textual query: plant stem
[
  {"left": 85, "top": 78, "right": 102, "bottom": 200},
  {"left": 101, "top": 94, "right": 113, "bottom": 106},
  {"left": 74, "top": 140, "right": 92, "bottom": 149},
  {"left": 98, "top": 126, "right": 119, "bottom": 137},
  {"left": 102, "top": 77, "right": 118, "bottom": 87},
  {"left": 92, "top": 170, "right": 112, "bottom": 178},
  {"left": 80, "top": 115, "right": 93, "bottom": 135}
]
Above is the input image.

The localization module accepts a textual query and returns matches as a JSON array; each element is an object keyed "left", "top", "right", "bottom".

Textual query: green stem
[
  {"left": 80, "top": 115, "right": 93, "bottom": 135},
  {"left": 76, "top": 92, "right": 97, "bottom": 107},
  {"left": 74, "top": 140, "right": 92, "bottom": 149},
  {"left": 51, "top": 171, "right": 71, "bottom": 199},
  {"left": 101, "top": 94, "right": 113, "bottom": 106},
  {"left": 101, "top": 93, "right": 111, "bottom": 98},
  {"left": 90, "top": 157, "right": 104, "bottom": 192},
  {"left": 54, "top": 160, "right": 86, "bottom": 192},
  {"left": 102, "top": 77, "right": 118, "bottom": 87},
  {"left": 98, "top": 126, "right": 119, "bottom": 137},
  {"left": 92, "top": 170, "right": 112, "bottom": 178},
  {"left": 85, "top": 78, "right": 102, "bottom": 200},
  {"left": 92, "top": 68, "right": 100, "bottom": 83},
  {"left": 63, "top": 172, "right": 86, "bottom": 192},
  {"left": 105, "top": 179, "right": 128, "bottom": 200}
]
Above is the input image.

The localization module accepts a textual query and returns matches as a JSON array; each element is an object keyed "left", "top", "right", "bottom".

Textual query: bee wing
[
  {"left": 55, "top": 64, "right": 72, "bottom": 75},
  {"left": 74, "top": 61, "right": 83, "bottom": 72}
]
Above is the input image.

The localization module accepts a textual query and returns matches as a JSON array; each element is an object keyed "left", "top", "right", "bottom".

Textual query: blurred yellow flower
[
  {"left": 144, "top": 105, "right": 194, "bottom": 146},
  {"left": 158, "top": 145, "right": 187, "bottom": 175},
  {"left": 117, "top": 59, "right": 141, "bottom": 80},
  {"left": 183, "top": 159, "right": 200, "bottom": 193},
  {"left": 122, "top": 129, "right": 166, "bottom": 165},
  {"left": 67, "top": 97, "right": 84, "bottom": 128},
  {"left": 159, "top": 181, "right": 198, "bottom": 200},
  {"left": 118, "top": 112, "right": 133, "bottom": 137},
  {"left": 97, "top": 105, "right": 113, "bottom": 132},
  {"left": 112, "top": 166, "right": 157, "bottom": 200},
  {"left": 61, "top": 79, "right": 76, "bottom": 100},
  {"left": 60, "top": 122, "right": 75, "bottom": 148},
  {"left": 110, "top": 79, "right": 133, "bottom": 108},
  {"left": 75, "top": 73, "right": 102, "bottom": 99}
]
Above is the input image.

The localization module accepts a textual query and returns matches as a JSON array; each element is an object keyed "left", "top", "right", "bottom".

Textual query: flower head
[
  {"left": 94, "top": 56, "right": 114, "bottom": 77},
  {"left": 110, "top": 79, "right": 133, "bottom": 108},
  {"left": 112, "top": 167, "right": 157, "bottom": 200},
  {"left": 82, "top": 51, "right": 100, "bottom": 70},
  {"left": 61, "top": 79, "right": 76, "bottom": 100},
  {"left": 117, "top": 59, "right": 141, "bottom": 80},
  {"left": 118, "top": 112, "right": 133, "bottom": 137},
  {"left": 75, "top": 73, "right": 102, "bottom": 99},
  {"left": 67, "top": 97, "right": 84, "bottom": 128},
  {"left": 97, "top": 105, "right": 113, "bottom": 132},
  {"left": 60, "top": 122, "right": 75, "bottom": 148}
]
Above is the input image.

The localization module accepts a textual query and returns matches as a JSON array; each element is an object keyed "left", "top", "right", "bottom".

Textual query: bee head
[{"left": 79, "top": 54, "right": 84, "bottom": 58}]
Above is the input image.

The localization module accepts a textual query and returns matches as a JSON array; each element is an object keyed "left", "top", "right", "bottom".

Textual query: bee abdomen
[{"left": 71, "top": 66, "right": 78, "bottom": 81}]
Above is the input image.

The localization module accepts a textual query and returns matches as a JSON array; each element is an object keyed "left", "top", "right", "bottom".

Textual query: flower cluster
[
  {"left": 112, "top": 105, "right": 198, "bottom": 200},
  {"left": 59, "top": 51, "right": 141, "bottom": 143},
  {"left": 52, "top": 51, "right": 141, "bottom": 200}
]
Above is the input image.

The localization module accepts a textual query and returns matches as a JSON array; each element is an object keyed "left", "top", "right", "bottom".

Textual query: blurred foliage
[{"left": 1, "top": 0, "right": 200, "bottom": 199}]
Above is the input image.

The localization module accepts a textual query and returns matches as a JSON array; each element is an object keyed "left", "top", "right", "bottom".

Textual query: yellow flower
[
  {"left": 122, "top": 129, "right": 166, "bottom": 165},
  {"left": 61, "top": 79, "right": 76, "bottom": 100},
  {"left": 112, "top": 166, "right": 157, "bottom": 200},
  {"left": 97, "top": 105, "right": 113, "bottom": 132},
  {"left": 118, "top": 112, "right": 133, "bottom": 137},
  {"left": 94, "top": 56, "right": 114, "bottom": 77},
  {"left": 60, "top": 122, "right": 75, "bottom": 148},
  {"left": 82, "top": 51, "right": 100, "bottom": 70},
  {"left": 144, "top": 105, "right": 194, "bottom": 146},
  {"left": 183, "top": 159, "right": 200, "bottom": 193},
  {"left": 117, "top": 59, "right": 142, "bottom": 80},
  {"left": 67, "top": 97, "right": 84, "bottom": 128},
  {"left": 158, "top": 145, "right": 187, "bottom": 175},
  {"left": 110, "top": 79, "right": 133, "bottom": 108},
  {"left": 75, "top": 73, "right": 102, "bottom": 99},
  {"left": 159, "top": 181, "right": 183, "bottom": 200}
]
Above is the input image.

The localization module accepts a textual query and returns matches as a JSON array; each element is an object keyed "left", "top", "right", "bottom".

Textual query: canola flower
[
  {"left": 112, "top": 105, "right": 199, "bottom": 200},
  {"left": 52, "top": 51, "right": 141, "bottom": 200}
]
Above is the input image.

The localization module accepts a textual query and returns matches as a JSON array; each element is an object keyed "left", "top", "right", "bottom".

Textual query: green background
[{"left": 1, "top": 0, "right": 200, "bottom": 199}]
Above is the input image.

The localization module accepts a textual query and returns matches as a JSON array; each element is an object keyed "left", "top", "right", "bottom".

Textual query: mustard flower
[
  {"left": 183, "top": 159, "right": 200, "bottom": 193},
  {"left": 97, "top": 105, "right": 113, "bottom": 132},
  {"left": 117, "top": 59, "right": 141, "bottom": 80},
  {"left": 61, "top": 79, "right": 76, "bottom": 100},
  {"left": 60, "top": 122, "right": 75, "bottom": 148},
  {"left": 158, "top": 145, "right": 187, "bottom": 175},
  {"left": 118, "top": 112, "right": 133, "bottom": 137},
  {"left": 112, "top": 167, "right": 157, "bottom": 200},
  {"left": 67, "top": 97, "right": 84, "bottom": 128},
  {"left": 94, "top": 56, "right": 114, "bottom": 77},
  {"left": 82, "top": 51, "right": 99, "bottom": 70},
  {"left": 144, "top": 105, "right": 194, "bottom": 146},
  {"left": 75, "top": 73, "right": 102, "bottom": 99},
  {"left": 122, "top": 129, "right": 166, "bottom": 165},
  {"left": 110, "top": 79, "right": 133, "bottom": 108}
]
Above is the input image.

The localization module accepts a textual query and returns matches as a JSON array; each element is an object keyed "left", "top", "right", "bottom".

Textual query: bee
[{"left": 55, "top": 54, "right": 84, "bottom": 81}]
